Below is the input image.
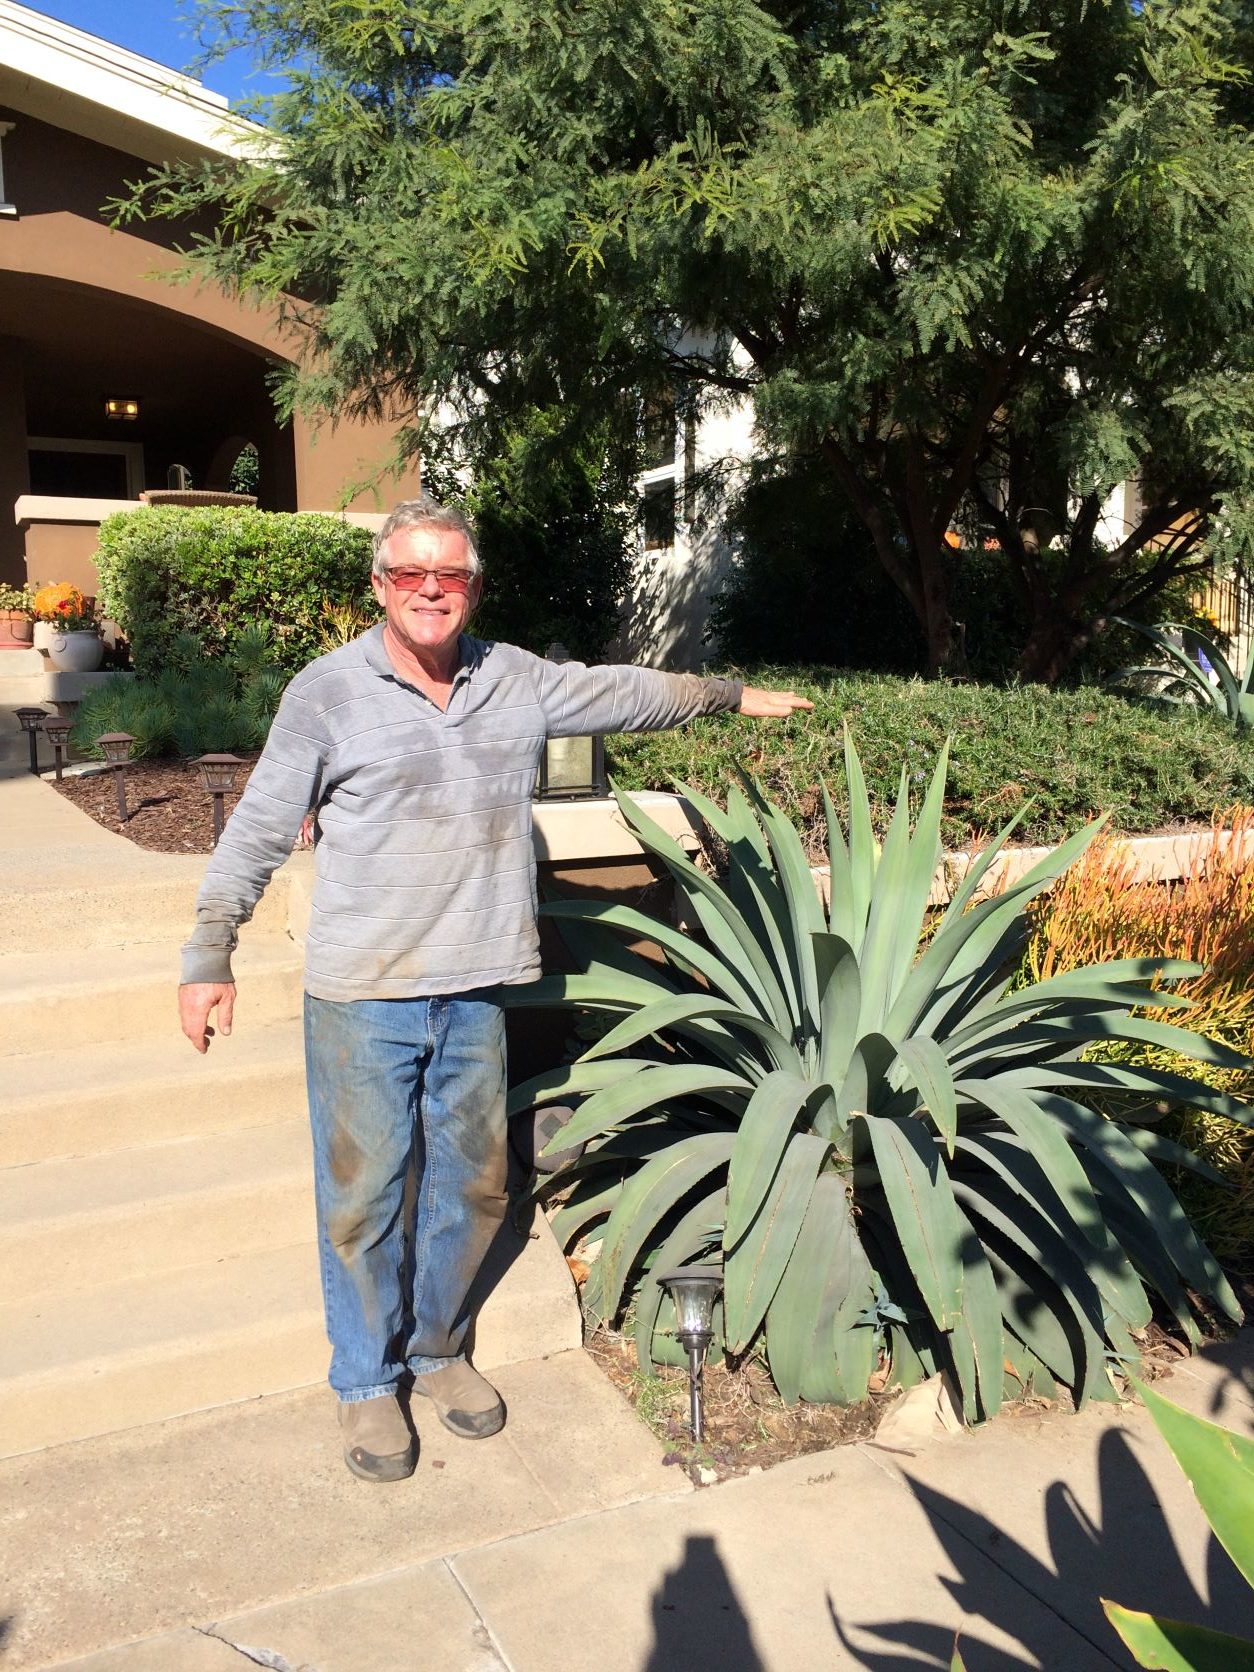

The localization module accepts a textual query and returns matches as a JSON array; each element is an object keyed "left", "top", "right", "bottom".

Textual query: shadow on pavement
[
  {"left": 831, "top": 1423, "right": 1247, "bottom": 1669},
  {"left": 644, "top": 1534, "right": 764, "bottom": 1671}
]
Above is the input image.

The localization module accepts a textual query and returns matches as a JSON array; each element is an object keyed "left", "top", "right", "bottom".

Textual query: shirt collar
[{"left": 361, "top": 623, "right": 482, "bottom": 686}]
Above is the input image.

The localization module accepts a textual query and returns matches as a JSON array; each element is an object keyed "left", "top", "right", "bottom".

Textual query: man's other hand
[
  {"left": 179, "top": 982, "right": 236, "bottom": 1053},
  {"left": 737, "top": 686, "right": 815, "bottom": 718}
]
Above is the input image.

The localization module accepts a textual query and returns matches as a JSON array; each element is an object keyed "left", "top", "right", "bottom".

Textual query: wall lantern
[
  {"left": 15, "top": 707, "right": 47, "bottom": 775},
  {"left": 657, "top": 1264, "right": 723, "bottom": 1443},
  {"left": 104, "top": 397, "right": 140, "bottom": 421},
  {"left": 194, "top": 753, "right": 243, "bottom": 846},
  {"left": 42, "top": 714, "right": 72, "bottom": 781},
  {"left": 535, "top": 734, "right": 607, "bottom": 801},
  {"left": 95, "top": 731, "right": 134, "bottom": 822}
]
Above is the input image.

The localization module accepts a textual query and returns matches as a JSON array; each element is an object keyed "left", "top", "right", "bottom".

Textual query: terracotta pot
[
  {"left": 0, "top": 610, "right": 33, "bottom": 649},
  {"left": 47, "top": 630, "right": 104, "bottom": 673}
]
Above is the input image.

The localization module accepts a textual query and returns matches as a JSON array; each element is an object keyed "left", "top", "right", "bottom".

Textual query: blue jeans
[{"left": 303, "top": 991, "right": 509, "bottom": 1402}]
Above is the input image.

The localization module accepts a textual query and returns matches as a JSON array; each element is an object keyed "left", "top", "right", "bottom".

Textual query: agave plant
[
  {"left": 1108, "top": 616, "right": 1254, "bottom": 727},
  {"left": 507, "top": 736, "right": 1247, "bottom": 1419}
]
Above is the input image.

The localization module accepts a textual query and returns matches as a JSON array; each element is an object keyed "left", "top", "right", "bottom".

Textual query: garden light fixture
[
  {"left": 657, "top": 1264, "right": 723, "bottom": 1443},
  {"left": 194, "top": 753, "right": 243, "bottom": 846},
  {"left": 95, "top": 731, "right": 134, "bottom": 823},
  {"left": 41, "top": 714, "right": 71, "bottom": 781},
  {"left": 535, "top": 734, "right": 607, "bottom": 800},
  {"left": 15, "top": 707, "right": 46, "bottom": 775},
  {"left": 104, "top": 397, "right": 139, "bottom": 421}
]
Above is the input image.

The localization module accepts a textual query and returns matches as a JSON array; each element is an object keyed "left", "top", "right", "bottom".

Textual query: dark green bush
[
  {"left": 70, "top": 629, "right": 286, "bottom": 759},
  {"left": 607, "top": 667, "right": 1254, "bottom": 850},
  {"left": 94, "top": 507, "right": 376, "bottom": 678}
]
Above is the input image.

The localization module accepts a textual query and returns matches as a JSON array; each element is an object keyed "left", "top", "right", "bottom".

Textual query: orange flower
[{"left": 32, "top": 582, "right": 85, "bottom": 619}]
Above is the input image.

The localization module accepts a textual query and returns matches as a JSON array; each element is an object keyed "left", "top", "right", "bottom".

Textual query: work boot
[
  {"left": 338, "top": 1393, "right": 416, "bottom": 1482},
  {"left": 411, "top": 1361, "right": 505, "bottom": 1439}
]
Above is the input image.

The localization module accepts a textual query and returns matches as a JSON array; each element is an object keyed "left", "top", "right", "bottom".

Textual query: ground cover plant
[
  {"left": 507, "top": 739, "right": 1248, "bottom": 1419},
  {"left": 1025, "top": 813, "right": 1254, "bottom": 1267},
  {"left": 606, "top": 669, "right": 1254, "bottom": 851}
]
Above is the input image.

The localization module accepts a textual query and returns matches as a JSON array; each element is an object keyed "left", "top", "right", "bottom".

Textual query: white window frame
[
  {"left": 0, "top": 121, "right": 15, "bottom": 215},
  {"left": 27, "top": 436, "right": 145, "bottom": 499}
]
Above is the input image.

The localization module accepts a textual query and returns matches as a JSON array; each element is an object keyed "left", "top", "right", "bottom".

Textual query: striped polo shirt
[{"left": 181, "top": 626, "right": 743, "bottom": 1002}]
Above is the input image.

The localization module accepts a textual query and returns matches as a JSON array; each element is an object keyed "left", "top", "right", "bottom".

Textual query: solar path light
[
  {"left": 42, "top": 714, "right": 71, "bottom": 781},
  {"left": 95, "top": 732, "right": 135, "bottom": 823},
  {"left": 194, "top": 753, "right": 243, "bottom": 847},
  {"left": 15, "top": 708, "right": 46, "bottom": 775},
  {"left": 657, "top": 1265, "right": 723, "bottom": 1443}
]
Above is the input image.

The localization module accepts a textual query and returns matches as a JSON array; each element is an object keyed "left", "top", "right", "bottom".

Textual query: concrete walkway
[{"left": 2, "top": 698, "right": 1251, "bottom": 1671}]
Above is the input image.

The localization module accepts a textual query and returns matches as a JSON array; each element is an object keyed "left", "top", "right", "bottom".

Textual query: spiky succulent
[{"left": 508, "top": 736, "right": 1247, "bottom": 1418}]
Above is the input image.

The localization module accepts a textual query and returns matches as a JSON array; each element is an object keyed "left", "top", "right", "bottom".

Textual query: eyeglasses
[{"left": 380, "top": 566, "right": 477, "bottom": 594}]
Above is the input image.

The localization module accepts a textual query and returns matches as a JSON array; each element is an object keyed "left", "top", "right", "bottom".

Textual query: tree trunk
[{"left": 1016, "top": 610, "right": 1092, "bottom": 684}]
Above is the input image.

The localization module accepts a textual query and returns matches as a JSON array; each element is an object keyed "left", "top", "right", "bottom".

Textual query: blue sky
[{"left": 29, "top": 1, "right": 275, "bottom": 106}]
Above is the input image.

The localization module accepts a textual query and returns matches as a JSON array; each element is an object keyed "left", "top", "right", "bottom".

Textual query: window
[
  {"left": 0, "top": 122, "right": 15, "bottom": 216},
  {"left": 642, "top": 391, "right": 676, "bottom": 470},
  {"left": 642, "top": 480, "right": 676, "bottom": 551}
]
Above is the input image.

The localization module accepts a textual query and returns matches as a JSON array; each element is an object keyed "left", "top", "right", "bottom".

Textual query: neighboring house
[{"left": 0, "top": 0, "right": 411, "bottom": 594}]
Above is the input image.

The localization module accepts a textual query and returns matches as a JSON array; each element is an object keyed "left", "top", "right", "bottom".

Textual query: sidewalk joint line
[{"left": 443, "top": 1556, "right": 516, "bottom": 1671}]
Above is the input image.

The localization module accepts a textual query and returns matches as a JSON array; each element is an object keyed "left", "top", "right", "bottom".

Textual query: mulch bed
[{"left": 53, "top": 757, "right": 259, "bottom": 853}]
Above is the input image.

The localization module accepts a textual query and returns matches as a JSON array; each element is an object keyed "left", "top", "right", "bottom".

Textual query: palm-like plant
[
  {"left": 1109, "top": 616, "right": 1254, "bottom": 727},
  {"left": 508, "top": 737, "right": 1247, "bottom": 1418}
]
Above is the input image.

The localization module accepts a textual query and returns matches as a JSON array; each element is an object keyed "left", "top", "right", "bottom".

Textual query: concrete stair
[{"left": 0, "top": 727, "right": 581, "bottom": 1459}]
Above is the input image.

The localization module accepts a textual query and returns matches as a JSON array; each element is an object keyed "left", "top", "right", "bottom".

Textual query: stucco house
[{"left": 0, "top": 0, "right": 411, "bottom": 596}]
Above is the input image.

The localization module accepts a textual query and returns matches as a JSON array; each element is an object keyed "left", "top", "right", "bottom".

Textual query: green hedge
[
  {"left": 94, "top": 507, "right": 376, "bottom": 678},
  {"left": 606, "top": 668, "right": 1254, "bottom": 850}
]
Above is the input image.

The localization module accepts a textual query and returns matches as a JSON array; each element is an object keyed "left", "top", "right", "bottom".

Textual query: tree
[{"left": 122, "top": 0, "right": 1254, "bottom": 678}]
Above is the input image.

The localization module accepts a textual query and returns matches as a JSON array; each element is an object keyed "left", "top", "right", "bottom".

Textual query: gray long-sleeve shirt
[{"left": 181, "top": 626, "right": 743, "bottom": 1002}]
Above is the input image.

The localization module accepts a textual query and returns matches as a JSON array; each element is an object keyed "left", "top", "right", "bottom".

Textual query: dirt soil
[
  {"left": 585, "top": 1318, "right": 1199, "bottom": 1489},
  {"left": 53, "top": 757, "right": 261, "bottom": 853}
]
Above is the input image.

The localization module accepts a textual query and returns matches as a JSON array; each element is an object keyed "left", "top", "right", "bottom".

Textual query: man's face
[{"left": 371, "top": 526, "right": 482, "bottom": 663}]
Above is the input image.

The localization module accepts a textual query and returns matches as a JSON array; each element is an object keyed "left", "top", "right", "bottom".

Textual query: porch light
[
  {"left": 194, "top": 753, "right": 243, "bottom": 846},
  {"left": 657, "top": 1264, "right": 723, "bottom": 1443},
  {"left": 535, "top": 734, "right": 607, "bottom": 801},
  {"left": 96, "top": 731, "right": 134, "bottom": 823},
  {"left": 42, "top": 713, "right": 71, "bottom": 781},
  {"left": 15, "top": 707, "right": 46, "bottom": 775},
  {"left": 104, "top": 397, "right": 140, "bottom": 421}
]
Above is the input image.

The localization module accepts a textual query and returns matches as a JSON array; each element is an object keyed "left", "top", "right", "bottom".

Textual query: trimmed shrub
[
  {"left": 94, "top": 506, "right": 376, "bottom": 678},
  {"left": 606, "top": 668, "right": 1254, "bottom": 851}
]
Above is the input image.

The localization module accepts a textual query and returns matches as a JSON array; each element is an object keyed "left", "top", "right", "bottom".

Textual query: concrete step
[
  {"left": 0, "top": 1220, "right": 581, "bottom": 1458},
  {"left": 0, "top": 866, "right": 291, "bottom": 951},
  {"left": 0, "top": 934, "right": 303, "bottom": 1053},
  {"left": 0, "top": 1019, "right": 306, "bottom": 1165},
  {"left": 0, "top": 1119, "right": 315, "bottom": 1300}
]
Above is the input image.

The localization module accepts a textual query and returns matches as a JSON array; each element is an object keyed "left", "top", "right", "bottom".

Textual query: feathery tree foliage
[{"left": 121, "top": 0, "right": 1254, "bottom": 678}]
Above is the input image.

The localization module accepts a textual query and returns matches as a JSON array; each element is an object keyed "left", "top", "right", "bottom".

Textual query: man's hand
[
  {"left": 738, "top": 686, "right": 815, "bottom": 719},
  {"left": 179, "top": 982, "right": 236, "bottom": 1053}
]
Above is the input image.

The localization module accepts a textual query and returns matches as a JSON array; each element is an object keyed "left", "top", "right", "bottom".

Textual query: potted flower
[
  {"left": 32, "top": 583, "right": 104, "bottom": 673},
  {"left": 0, "top": 582, "right": 34, "bottom": 649}
]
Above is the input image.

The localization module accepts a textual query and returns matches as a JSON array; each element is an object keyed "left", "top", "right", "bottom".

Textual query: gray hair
[{"left": 371, "top": 496, "right": 481, "bottom": 577}]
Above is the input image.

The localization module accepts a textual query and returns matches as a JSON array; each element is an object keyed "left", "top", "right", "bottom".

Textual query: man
[{"left": 179, "top": 496, "right": 812, "bottom": 1483}]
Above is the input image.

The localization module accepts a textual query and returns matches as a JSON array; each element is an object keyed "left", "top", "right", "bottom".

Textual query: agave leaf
[
  {"left": 744, "top": 778, "right": 827, "bottom": 1025},
  {"left": 1122, "top": 1126, "right": 1229, "bottom": 1183},
  {"left": 821, "top": 781, "right": 860, "bottom": 948},
  {"left": 856, "top": 764, "right": 921, "bottom": 1036},
  {"left": 597, "top": 1132, "right": 735, "bottom": 1322},
  {"left": 548, "top": 1064, "right": 747, "bottom": 1155},
  {"left": 724, "top": 1070, "right": 815, "bottom": 1247},
  {"left": 1180, "top": 625, "right": 1241, "bottom": 715},
  {"left": 578, "top": 992, "right": 797, "bottom": 1071},
  {"left": 814, "top": 932, "right": 863, "bottom": 1091},
  {"left": 723, "top": 1132, "right": 829, "bottom": 1351},
  {"left": 1102, "top": 1602, "right": 1254, "bottom": 1671},
  {"left": 996, "top": 1062, "right": 1254, "bottom": 1128},
  {"left": 1110, "top": 618, "right": 1227, "bottom": 715},
  {"left": 857, "top": 1112, "right": 965, "bottom": 1331},
  {"left": 954, "top": 1126, "right": 1152, "bottom": 1332},
  {"left": 766, "top": 1173, "right": 867, "bottom": 1404},
  {"left": 836, "top": 1032, "right": 899, "bottom": 1125},
  {"left": 946, "top": 960, "right": 1201, "bottom": 1046},
  {"left": 843, "top": 724, "right": 878, "bottom": 929},
  {"left": 538, "top": 900, "right": 761, "bottom": 1015},
  {"left": 1133, "top": 1376, "right": 1254, "bottom": 1590},
  {"left": 954, "top": 1232, "right": 1005, "bottom": 1422},
  {"left": 610, "top": 785, "right": 796, "bottom": 1029},
  {"left": 895, "top": 1035, "right": 959, "bottom": 1154},
  {"left": 633, "top": 1186, "right": 726, "bottom": 1371},
  {"left": 955, "top": 1078, "right": 1111, "bottom": 1250},
  {"left": 504, "top": 969, "right": 681, "bottom": 1016},
  {"left": 978, "top": 1238, "right": 1086, "bottom": 1396},
  {"left": 550, "top": 1174, "right": 628, "bottom": 1248},
  {"left": 507, "top": 1059, "right": 653, "bottom": 1118},
  {"left": 1040, "top": 1094, "right": 1242, "bottom": 1322}
]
